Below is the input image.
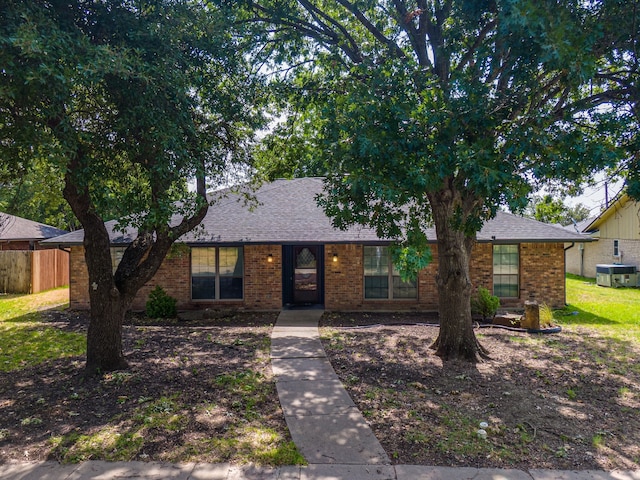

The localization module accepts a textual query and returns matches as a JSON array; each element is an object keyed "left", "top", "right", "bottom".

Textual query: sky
[{"left": 564, "top": 175, "right": 626, "bottom": 217}]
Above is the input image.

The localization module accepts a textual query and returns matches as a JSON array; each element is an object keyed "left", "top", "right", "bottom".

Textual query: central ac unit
[{"left": 596, "top": 264, "right": 638, "bottom": 288}]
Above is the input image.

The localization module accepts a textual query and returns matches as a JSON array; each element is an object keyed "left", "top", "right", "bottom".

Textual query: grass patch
[
  {"left": 560, "top": 274, "right": 640, "bottom": 342},
  {"left": 0, "top": 288, "right": 85, "bottom": 371},
  {"left": 50, "top": 427, "right": 145, "bottom": 463}
]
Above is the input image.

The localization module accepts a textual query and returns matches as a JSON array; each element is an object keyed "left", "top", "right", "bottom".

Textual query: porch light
[
  {"left": 267, "top": 254, "right": 273, "bottom": 263},
  {"left": 332, "top": 253, "right": 338, "bottom": 262}
]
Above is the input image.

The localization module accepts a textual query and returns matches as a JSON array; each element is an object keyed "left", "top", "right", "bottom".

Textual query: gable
[{"left": 585, "top": 195, "right": 640, "bottom": 241}]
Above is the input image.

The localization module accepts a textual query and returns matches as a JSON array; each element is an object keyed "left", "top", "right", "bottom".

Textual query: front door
[{"left": 283, "top": 245, "right": 324, "bottom": 306}]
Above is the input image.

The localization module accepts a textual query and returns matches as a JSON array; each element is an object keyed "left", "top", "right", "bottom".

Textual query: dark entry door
[
  {"left": 283, "top": 245, "right": 324, "bottom": 306},
  {"left": 293, "top": 246, "right": 319, "bottom": 304}
]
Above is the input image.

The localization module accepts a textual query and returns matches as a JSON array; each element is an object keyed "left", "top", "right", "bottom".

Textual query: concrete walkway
[
  {"left": 271, "top": 309, "right": 389, "bottom": 466},
  {"left": 2, "top": 308, "right": 640, "bottom": 479}
]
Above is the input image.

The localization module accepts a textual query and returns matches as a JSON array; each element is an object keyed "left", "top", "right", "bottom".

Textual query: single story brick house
[{"left": 45, "top": 178, "right": 589, "bottom": 311}]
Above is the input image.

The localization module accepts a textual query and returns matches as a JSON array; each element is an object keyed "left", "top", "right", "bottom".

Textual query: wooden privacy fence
[{"left": 0, "top": 249, "right": 69, "bottom": 294}]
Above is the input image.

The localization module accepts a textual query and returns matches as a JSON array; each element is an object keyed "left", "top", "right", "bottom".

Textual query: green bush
[
  {"left": 471, "top": 286, "right": 500, "bottom": 321},
  {"left": 146, "top": 286, "right": 177, "bottom": 319}
]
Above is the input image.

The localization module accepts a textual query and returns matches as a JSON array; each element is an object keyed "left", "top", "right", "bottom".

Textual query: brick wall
[
  {"left": 69, "top": 244, "right": 283, "bottom": 311},
  {"left": 69, "top": 246, "right": 90, "bottom": 309},
  {"left": 567, "top": 239, "right": 640, "bottom": 279},
  {"left": 324, "top": 244, "right": 365, "bottom": 310},
  {"left": 135, "top": 248, "right": 191, "bottom": 310},
  {"left": 244, "top": 245, "right": 282, "bottom": 310},
  {"left": 519, "top": 242, "right": 566, "bottom": 308},
  {"left": 470, "top": 242, "right": 493, "bottom": 291},
  {"left": 325, "top": 244, "right": 440, "bottom": 311},
  {"left": 69, "top": 241, "right": 568, "bottom": 312}
]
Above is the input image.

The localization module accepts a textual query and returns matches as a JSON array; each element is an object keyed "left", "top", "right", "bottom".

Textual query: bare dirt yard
[
  {"left": 320, "top": 312, "right": 640, "bottom": 471},
  {"left": 0, "top": 310, "right": 301, "bottom": 466},
  {"left": 2, "top": 308, "right": 639, "bottom": 471}
]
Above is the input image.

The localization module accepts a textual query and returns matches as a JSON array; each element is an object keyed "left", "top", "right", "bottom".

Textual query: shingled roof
[
  {"left": 0, "top": 212, "right": 68, "bottom": 241},
  {"left": 44, "top": 177, "right": 590, "bottom": 245}
]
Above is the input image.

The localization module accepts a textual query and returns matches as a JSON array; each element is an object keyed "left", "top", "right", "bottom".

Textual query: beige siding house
[{"left": 565, "top": 194, "right": 640, "bottom": 279}]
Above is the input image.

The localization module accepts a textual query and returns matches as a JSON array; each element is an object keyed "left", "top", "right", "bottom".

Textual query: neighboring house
[
  {"left": 45, "top": 178, "right": 589, "bottom": 311},
  {"left": 0, "top": 212, "right": 69, "bottom": 293},
  {"left": 0, "top": 212, "right": 67, "bottom": 251},
  {"left": 565, "top": 194, "right": 640, "bottom": 279}
]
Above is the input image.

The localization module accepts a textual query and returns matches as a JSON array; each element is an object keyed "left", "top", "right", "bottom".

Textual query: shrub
[
  {"left": 146, "top": 286, "right": 177, "bottom": 319},
  {"left": 471, "top": 287, "right": 500, "bottom": 321}
]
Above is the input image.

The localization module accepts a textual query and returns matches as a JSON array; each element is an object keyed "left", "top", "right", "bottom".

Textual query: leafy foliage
[
  {"left": 524, "top": 195, "right": 592, "bottom": 226},
  {"left": 0, "top": 0, "right": 266, "bottom": 372},
  {"left": 145, "top": 286, "right": 177, "bottom": 319},
  {"left": 471, "top": 287, "right": 500, "bottom": 321},
  {"left": 248, "top": 0, "right": 639, "bottom": 361}
]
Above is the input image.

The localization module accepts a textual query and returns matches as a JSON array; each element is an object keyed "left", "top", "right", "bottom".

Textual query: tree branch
[
  {"left": 335, "top": 0, "right": 406, "bottom": 60},
  {"left": 393, "top": 0, "right": 431, "bottom": 67},
  {"left": 299, "top": 0, "right": 363, "bottom": 61},
  {"left": 454, "top": 19, "right": 497, "bottom": 74}
]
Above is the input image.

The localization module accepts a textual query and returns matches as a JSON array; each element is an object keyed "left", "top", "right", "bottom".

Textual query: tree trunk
[
  {"left": 63, "top": 154, "right": 209, "bottom": 375},
  {"left": 429, "top": 183, "right": 490, "bottom": 362},
  {"left": 63, "top": 157, "right": 132, "bottom": 374},
  {"left": 86, "top": 286, "right": 130, "bottom": 373},
  {"left": 81, "top": 213, "right": 132, "bottom": 374}
]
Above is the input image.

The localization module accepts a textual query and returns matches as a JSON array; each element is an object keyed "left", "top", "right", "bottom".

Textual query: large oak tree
[
  {"left": 1, "top": 0, "right": 265, "bottom": 373},
  {"left": 248, "top": 0, "right": 639, "bottom": 361}
]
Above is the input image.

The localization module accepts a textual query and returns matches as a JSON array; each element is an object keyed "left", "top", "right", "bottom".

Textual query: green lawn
[
  {"left": 0, "top": 288, "right": 85, "bottom": 372},
  {"left": 560, "top": 273, "right": 640, "bottom": 342}
]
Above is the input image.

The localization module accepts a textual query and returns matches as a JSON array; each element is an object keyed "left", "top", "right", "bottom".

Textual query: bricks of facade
[
  {"left": 133, "top": 248, "right": 191, "bottom": 310},
  {"left": 567, "top": 239, "right": 640, "bottom": 279},
  {"left": 325, "top": 244, "right": 441, "bottom": 311},
  {"left": 243, "top": 245, "right": 282, "bottom": 310},
  {"left": 70, "top": 244, "right": 283, "bottom": 311},
  {"left": 618, "top": 239, "right": 640, "bottom": 272},
  {"left": 519, "top": 242, "right": 566, "bottom": 308},
  {"left": 415, "top": 245, "right": 439, "bottom": 310},
  {"left": 69, "top": 241, "right": 568, "bottom": 312},
  {"left": 324, "top": 244, "right": 365, "bottom": 310},
  {"left": 69, "top": 246, "right": 90, "bottom": 310},
  {"left": 469, "top": 243, "right": 493, "bottom": 291}
]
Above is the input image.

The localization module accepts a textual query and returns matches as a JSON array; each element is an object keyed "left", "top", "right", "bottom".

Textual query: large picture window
[
  {"left": 364, "top": 246, "right": 417, "bottom": 299},
  {"left": 191, "top": 247, "right": 243, "bottom": 300},
  {"left": 493, "top": 244, "right": 519, "bottom": 298}
]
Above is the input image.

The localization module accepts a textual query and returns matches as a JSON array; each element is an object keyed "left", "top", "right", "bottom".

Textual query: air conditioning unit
[{"left": 596, "top": 264, "right": 638, "bottom": 288}]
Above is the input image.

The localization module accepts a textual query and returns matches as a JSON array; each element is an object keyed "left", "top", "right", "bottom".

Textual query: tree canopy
[
  {"left": 524, "top": 195, "right": 592, "bottom": 226},
  {"left": 1, "top": 0, "right": 265, "bottom": 372},
  {"left": 248, "top": 0, "right": 639, "bottom": 361}
]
